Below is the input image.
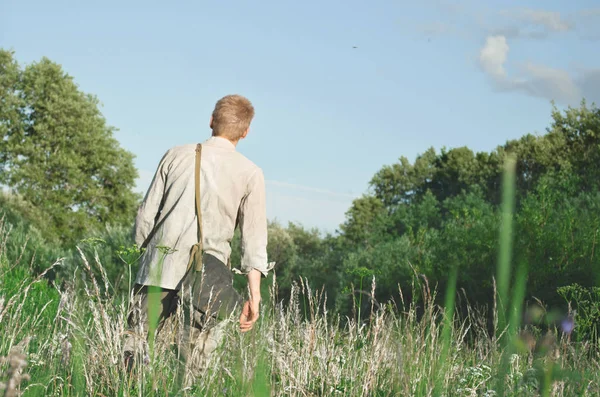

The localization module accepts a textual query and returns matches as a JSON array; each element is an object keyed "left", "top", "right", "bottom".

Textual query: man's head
[{"left": 210, "top": 94, "right": 255, "bottom": 142}]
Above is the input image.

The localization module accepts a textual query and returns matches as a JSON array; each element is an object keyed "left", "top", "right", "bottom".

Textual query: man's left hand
[{"left": 239, "top": 299, "right": 260, "bottom": 332}]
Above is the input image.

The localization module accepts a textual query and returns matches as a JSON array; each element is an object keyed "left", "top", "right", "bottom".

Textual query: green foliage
[
  {"left": 516, "top": 171, "right": 600, "bottom": 306},
  {"left": 73, "top": 225, "right": 140, "bottom": 294},
  {"left": 0, "top": 196, "right": 138, "bottom": 295},
  {"left": 341, "top": 236, "right": 414, "bottom": 310},
  {"left": 549, "top": 101, "right": 600, "bottom": 189},
  {"left": 0, "top": 193, "right": 65, "bottom": 276},
  {"left": 335, "top": 101, "right": 600, "bottom": 319},
  {"left": 340, "top": 195, "right": 390, "bottom": 246},
  {"left": 434, "top": 187, "right": 498, "bottom": 298},
  {"left": 0, "top": 49, "right": 141, "bottom": 243}
]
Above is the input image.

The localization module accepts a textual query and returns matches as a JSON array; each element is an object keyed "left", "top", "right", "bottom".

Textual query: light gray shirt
[{"left": 133, "top": 136, "right": 270, "bottom": 290}]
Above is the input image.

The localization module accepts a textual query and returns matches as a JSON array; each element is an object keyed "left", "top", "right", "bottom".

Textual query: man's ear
[
  {"left": 209, "top": 115, "right": 214, "bottom": 130},
  {"left": 241, "top": 127, "right": 250, "bottom": 139}
]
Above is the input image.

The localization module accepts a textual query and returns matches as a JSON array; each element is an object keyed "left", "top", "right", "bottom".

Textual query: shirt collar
[{"left": 202, "top": 136, "right": 236, "bottom": 151}]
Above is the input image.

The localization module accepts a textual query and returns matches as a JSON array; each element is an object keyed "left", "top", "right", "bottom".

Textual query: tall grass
[{"left": 2, "top": 165, "right": 600, "bottom": 397}]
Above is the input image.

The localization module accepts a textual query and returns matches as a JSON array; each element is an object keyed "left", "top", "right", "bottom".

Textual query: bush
[{"left": 0, "top": 193, "right": 65, "bottom": 276}]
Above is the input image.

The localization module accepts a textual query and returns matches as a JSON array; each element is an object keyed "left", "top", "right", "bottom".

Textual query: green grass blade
[
  {"left": 496, "top": 154, "right": 516, "bottom": 340},
  {"left": 434, "top": 264, "right": 458, "bottom": 395},
  {"left": 494, "top": 154, "right": 517, "bottom": 396}
]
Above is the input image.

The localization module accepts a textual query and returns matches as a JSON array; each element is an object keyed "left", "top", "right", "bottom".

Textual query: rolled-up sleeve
[
  {"left": 133, "top": 150, "right": 169, "bottom": 248},
  {"left": 239, "top": 168, "right": 269, "bottom": 277}
]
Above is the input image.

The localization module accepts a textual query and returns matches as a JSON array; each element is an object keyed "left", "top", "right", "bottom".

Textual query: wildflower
[{"left": 561, "top": 313, "right": 576, "bottom": 335}]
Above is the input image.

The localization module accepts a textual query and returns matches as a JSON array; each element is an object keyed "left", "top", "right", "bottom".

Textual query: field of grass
[
  {"left": 1, "top": 240, "right": 599, "bottom": 396},
  {"left": 2, "top": 161, "right": 600, "bottom": 396}
]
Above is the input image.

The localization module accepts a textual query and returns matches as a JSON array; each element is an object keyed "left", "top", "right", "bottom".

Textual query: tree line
[{"left": 265, "top": 100, "right": 600, "bottom": 318}]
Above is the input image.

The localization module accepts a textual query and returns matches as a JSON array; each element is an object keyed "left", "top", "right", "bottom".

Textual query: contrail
[{"left": 266, "top": 180, "right": 360, "bottom": 199}]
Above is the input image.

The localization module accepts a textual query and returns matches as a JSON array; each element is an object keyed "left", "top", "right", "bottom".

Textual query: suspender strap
[{"left": 195, "top": 143, "right": 203, "bottom": 247}]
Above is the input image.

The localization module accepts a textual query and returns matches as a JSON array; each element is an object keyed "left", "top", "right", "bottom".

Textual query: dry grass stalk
[{"left": 0, "top": 339, "right": 31, "bottom": 397}]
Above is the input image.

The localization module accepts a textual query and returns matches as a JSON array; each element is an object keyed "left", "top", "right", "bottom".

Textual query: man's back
[
  {"left": 134, "top": 136, "right": 268, "bottom": 290},
  {"left": 124, "top": 95, "right": 268, "bottom": 375}
]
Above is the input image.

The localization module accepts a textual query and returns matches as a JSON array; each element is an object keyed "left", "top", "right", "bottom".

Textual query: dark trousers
[{"left": 123, "top": 284, "right": 227, "bottom": 382}]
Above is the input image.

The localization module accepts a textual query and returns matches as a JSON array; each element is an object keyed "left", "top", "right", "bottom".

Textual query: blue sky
[{"left": 2, "top": 0, "right": 599, "bottom": 233}]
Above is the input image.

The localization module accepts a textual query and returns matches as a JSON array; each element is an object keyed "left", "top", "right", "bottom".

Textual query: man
[{"left": 123, "top": 94, "right": 271, "bottom": 377}]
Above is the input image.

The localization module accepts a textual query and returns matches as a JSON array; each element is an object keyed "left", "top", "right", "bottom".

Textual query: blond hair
[{"left": 211, "top": 95, "right": 255, "bottom": 140}]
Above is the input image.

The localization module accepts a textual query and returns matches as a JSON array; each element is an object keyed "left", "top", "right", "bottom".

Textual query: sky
[{"left": 1, "top": 0, "right": 599, "bottom": 234}]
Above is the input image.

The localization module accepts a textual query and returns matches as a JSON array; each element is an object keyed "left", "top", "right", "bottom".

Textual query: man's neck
[{"left": 212, "top": 134, "right": 239, "bottom": 147}]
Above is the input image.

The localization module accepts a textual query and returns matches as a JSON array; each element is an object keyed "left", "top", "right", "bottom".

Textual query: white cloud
[
  {"left": 478, "top": 35, "right": 595, "bottom": 104},
  {"left": 479, "top": 35, "right": 509, "bottom": 78},
  {"left": 577, "top": 8, "right": 600, "bottom": 40},
  {"left": 579, "top": 69, "right": 600, "bottom": 104},
  {"left": 489, "top": 8, "right": 573, "bottom": 40},
  {"left": 517, "top": 63, "right": 581, "bottom": 103},
  {"left": 489, "top": 25, "right": 550, "bottom": 40},
  {"left": 580, "top": 8, "right": 600, "bottom": 18},
  {"left": 419, "top": 4, "right": 597, "bottom": 41},
  {"left": 416, "top": 4, "right": 599, "bottom": 103},
  {"left": 515, "top": 9, "right": 572, "bottom": 32}
]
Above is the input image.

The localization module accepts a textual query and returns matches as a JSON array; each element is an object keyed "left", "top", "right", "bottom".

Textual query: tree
[
  {"left": 0, "top": 50, "right": 24, "bottom": 161},
  {"left": 340, "top": 195, "right": 390, "bottom": 246},
  {"left": 370, "top": 147, "right": 437, "bottom": 208},
  {"left": 547, "top": 101, "right": 600, "bottom": 190},
  {"left": 0, "top": 49, "right": 140, "bottom": 242}
]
